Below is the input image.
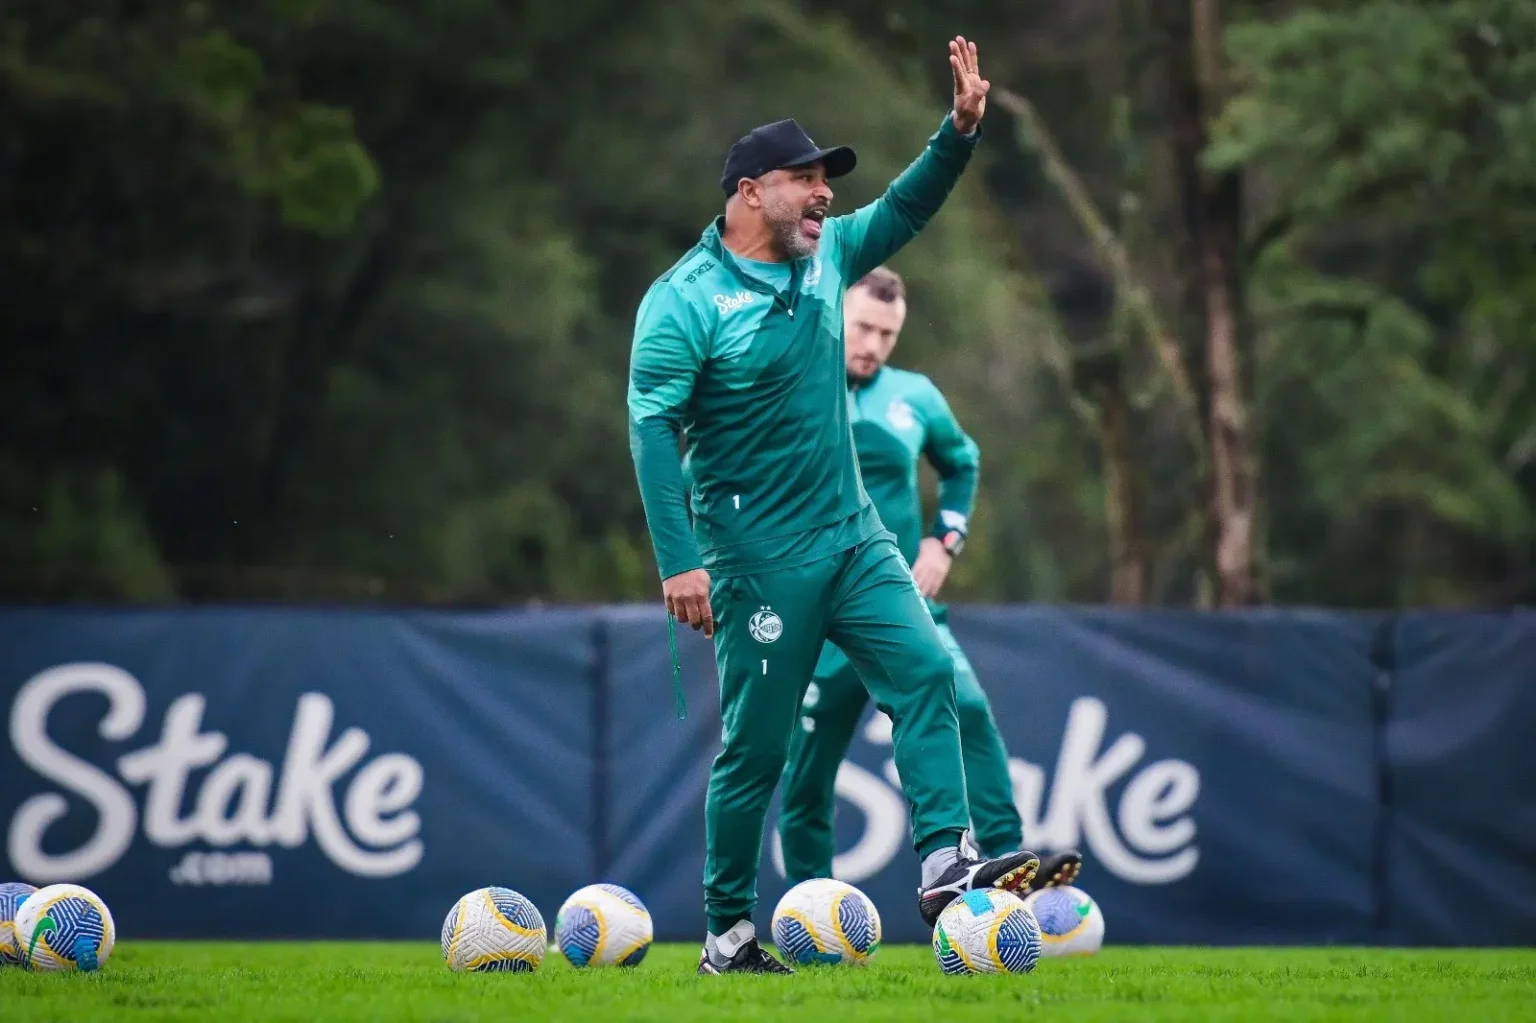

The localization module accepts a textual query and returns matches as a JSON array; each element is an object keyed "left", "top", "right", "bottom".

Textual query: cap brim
[{"left": 787, "top": 144, "right": 857, "bottom": 179}]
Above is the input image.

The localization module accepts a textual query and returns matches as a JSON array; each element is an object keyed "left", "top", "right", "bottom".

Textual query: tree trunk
[
  {"left": 994, "top": 86, "right": 1203, "bottom": 454},
  {"left": 1202, "top": 227, "right": 1255, "bottom": 605},
  {"left": 993, "top": 85, "right": 1183, "bottom": 605},
  {"left": 1156, "top": 0, "right": 1258, "bottom": 606},
  {"left": 1098, "top": 370, "right": 1150, "bottom": 604},
  {"left": 1073, "top": 343, "right": 1150, "bottom": 604}
]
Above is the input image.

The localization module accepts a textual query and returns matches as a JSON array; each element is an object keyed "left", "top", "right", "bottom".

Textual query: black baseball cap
[{"left": 719, "top": 119, "right": 857, "bottom": 197}]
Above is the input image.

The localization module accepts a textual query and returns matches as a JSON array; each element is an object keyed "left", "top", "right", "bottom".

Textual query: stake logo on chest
[{"left": 713, "top": 291, "right": 755, "bottom": 314}]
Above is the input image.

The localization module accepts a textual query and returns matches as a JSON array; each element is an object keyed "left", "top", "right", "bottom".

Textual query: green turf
[{"left": 2, "top": 943, "right": 1533, "bottom": 1022}]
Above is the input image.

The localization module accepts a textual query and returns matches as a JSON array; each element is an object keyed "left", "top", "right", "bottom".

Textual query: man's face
[
  {"left": 844, "top": 285, "right": 906, "bottom": 382},
  {"left": 751, "top": 162, "right": 832, "bottom": 259}
]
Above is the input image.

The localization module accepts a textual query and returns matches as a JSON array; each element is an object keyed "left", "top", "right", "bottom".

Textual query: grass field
[{"left": 3, "top": 942, "right": 1534, "bottom": 1021}]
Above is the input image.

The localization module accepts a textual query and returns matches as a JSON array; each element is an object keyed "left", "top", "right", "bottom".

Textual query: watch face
[{"left": 942, "top": 530, "right": 965, "bottom": 556}]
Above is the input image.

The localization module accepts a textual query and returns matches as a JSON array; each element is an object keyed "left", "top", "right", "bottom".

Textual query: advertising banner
[
  {"left": 3, "top": 605, "right": 1532, "bottom": 946},
  {"left": 744, "top": 607, "right": 1384, "bottom": 945},
  {"left": 1381, "top": 611, "right": 1536, "bottom": 946},
  {"left": 0, "top": 608, "right": 595, "bottom": 938}
]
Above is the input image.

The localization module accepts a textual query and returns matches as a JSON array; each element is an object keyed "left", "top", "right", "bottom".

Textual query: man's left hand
[
  {"left": 948, "top": 36, "right": 989, "bottom": 135},
  {"left": 912, "top": 536, "right": 953, "bottom": 598}
]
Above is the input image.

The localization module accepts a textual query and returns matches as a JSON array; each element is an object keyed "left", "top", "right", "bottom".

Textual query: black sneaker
[
  {"left": 960, "top": 829, "right": 1082, "bottom": 894},
  {"left": 696, "top": 938, "right": 795, "bottom": 975},
  {"left": 917, "top": 849, "right": 1040, "bottom": 927},
  {"left": 1029, "top": 849, "right": 1083, "bottom": 892}
]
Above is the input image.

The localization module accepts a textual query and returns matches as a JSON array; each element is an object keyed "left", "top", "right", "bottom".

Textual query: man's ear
[{"left": 737, "top": 176, "right": 764, "bottom": 209}]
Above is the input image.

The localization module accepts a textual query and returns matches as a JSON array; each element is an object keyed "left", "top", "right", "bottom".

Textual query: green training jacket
[
  {"left": 627, "top": 114, "right": 979, "bottom": 580},
  {"left": 849, "top": 364, "right": 978, "bottom": 618}
]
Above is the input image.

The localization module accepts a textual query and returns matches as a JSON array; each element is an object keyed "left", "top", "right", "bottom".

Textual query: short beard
[{"left": 764, "top": 196, "right": 818, "bottom": 260}]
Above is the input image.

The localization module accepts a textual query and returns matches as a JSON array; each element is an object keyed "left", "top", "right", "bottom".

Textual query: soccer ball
[
  {"left": 1022, "top": 885, "right": 1105, "bottom": 956},
  {"left": 1, "top": 883, "right": 38, "bottom": 965},
  {"left": 441, "top": 887, "right": 547, "bottom": 973},
  {"left": 931, "top": 888, "right": 1041, "bottom": 975},
  {"left": 554, "top": 883, "right": 654, "bottom": 967},
  {"left": 12, "top": 883, "right": 115, "bottom": 972},
  {"left": 770, "top": 878, "right": 882, "bottom": 966}
]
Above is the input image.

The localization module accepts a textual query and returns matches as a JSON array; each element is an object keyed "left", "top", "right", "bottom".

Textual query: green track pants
[
  {"left": 703, "top": 533, "right": 969, "bottom": 932},
  {"left": 778, "top": 621, "right": 1024, "bottom": 882}
]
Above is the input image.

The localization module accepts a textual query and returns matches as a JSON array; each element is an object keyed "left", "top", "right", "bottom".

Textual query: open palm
[{"left": 949, "top": 36, "right": 989, "bottom": 135}]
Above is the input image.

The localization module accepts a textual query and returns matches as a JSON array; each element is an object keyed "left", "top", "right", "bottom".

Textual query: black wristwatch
[{"left": 934, "top": 511, "right": 968, "bottom": 558}]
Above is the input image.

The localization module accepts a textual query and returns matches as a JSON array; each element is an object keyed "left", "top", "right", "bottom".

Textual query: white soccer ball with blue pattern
[
  {"left": 931, "top": 888, "right": 1041, "bottom": 975},
  {"left": 441, "top": 886, "right": 546, "bottom": 972},
  {"left": 770, "top": 878, "right": 882, "bottom": 966},
  {"left": 554, "top": 883, "right": 653, "bottom": 967},
  {"left": 1022, "top": 885, "right": 1105, "bottom": 956},
  {"left": 12, "top": 883, "right": 115, "bottom": 972},
  {"left": 1, "top": 882, "right": 38, "bottom": 966}
]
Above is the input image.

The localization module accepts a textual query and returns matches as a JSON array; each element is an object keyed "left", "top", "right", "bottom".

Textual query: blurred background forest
[{"left": 3, "top": 0, "right": 1534, "bottom": 608}]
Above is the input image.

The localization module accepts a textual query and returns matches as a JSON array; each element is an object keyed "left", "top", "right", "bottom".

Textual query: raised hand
[{"left": 948, "top": 36, "right": 989, "bottom": 135}]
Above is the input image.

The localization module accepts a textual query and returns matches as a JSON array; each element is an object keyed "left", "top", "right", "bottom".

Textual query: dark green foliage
[{"left": 2, "top": 0, "right": 1532, "bottom": 605}]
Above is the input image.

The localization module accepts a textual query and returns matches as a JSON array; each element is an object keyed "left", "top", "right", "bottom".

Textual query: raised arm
[{"left": 830, "top": 37, "right": 990, "bottom": 281}]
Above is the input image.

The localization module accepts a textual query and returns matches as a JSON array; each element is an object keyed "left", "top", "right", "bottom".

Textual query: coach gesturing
[{"left": 627, "top": 37, "right": 1041, "bottom": 975}]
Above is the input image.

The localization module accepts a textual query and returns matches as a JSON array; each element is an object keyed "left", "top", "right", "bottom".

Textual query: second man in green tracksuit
[{"left": 776, "top": 266, "right": 1083, "bottom": 885}]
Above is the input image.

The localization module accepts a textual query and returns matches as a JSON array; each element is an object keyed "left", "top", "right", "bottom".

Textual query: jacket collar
[
  {"left": 701, "top": 217, "right": 803, "bottom": 301},
  {"left": 849, "top": 366, "right": 884, "bottom": 392}
]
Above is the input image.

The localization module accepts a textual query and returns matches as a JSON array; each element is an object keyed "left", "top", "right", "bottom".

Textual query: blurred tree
[
  {"left": 1, "top": 0, "right": 1532, "bottom": 607},
  {"left": 0, "top": 0, "right": 1074, "bottom": 603},
  {"left": 1208, "top": 0, "right": 1536, "bottom": 604},
  {"left": 1155, "top": 0, "right": 1259, "bottom": 606},
  {"left": 842, "top": 0, "right": 1536, "bottom": 606},
  {"left": 0, "top": 0, "right": 377, "bottom": 597}
]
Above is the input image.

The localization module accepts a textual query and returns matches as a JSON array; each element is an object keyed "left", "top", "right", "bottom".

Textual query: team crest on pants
[{"left": 749, "top": 608, "right": 783, "bottom": 643}]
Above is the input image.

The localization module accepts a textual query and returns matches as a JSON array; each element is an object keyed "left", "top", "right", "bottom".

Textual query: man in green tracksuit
[
  {"left": 628, "top": 38, "right": 1044, "bottom": 975},
  {"left": 776, "top": 266, "right": 1083, "bottom": 886}
]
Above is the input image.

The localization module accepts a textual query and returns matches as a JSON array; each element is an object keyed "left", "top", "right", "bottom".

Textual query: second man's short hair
[{"left": 852, "top": 266, "right": 905, "bottom": 303}]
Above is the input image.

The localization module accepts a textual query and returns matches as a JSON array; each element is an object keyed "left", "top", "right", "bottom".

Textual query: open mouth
[{"left": 801, "top": 207, "right": 827, "bottom": 238}]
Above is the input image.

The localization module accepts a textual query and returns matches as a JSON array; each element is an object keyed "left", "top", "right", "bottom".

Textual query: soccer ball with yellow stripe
[
  {"left": 770, "top": 878, "right": 881, "bottom": 966},
  {"left": 554, "top": 883, "right": 654, "bottom": 967},
  {"left": 1, "top": 882, "right": 38, "bottom": 966},
  {"left": 1021, "top": 884, "right": 1105, "bottom": 956},
  {"left": 12, "top": 883, "right": 115, "bottom": 972},
  {"left": 931, "top": 888, "right": 1041, "bottom": 975},
  {"left": 441, "top": 887, "right": 547, "bottom": 972}
]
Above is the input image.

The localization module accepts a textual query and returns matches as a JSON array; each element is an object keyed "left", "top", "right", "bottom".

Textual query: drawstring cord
[{"left": 668, "top": 610, "right": 686, "bottom": 719}]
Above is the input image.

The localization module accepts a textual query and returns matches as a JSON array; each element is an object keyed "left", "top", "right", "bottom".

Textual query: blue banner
[
  {"left": 597, "top": 606, "right": 720, "bottom": 942},
  {"left": 0, "top": 607, "right": 595, "bottom": 939},
  {"left": 2, "top": 605, "right": 1533, "bottom": 946},
  {"left": 1382, "top": 611, "right": 1536, "bottom": 946},
  {"left": 751, "top": 606, "right": 1384, "bottom": 945}
]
